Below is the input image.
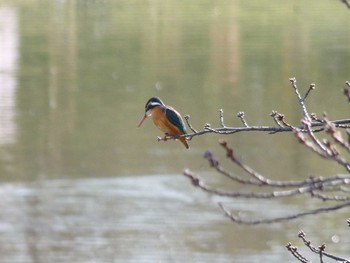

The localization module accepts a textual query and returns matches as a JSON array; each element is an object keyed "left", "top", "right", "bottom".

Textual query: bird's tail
[{"left": 180, "top": 137, "right": 190, "bottom": 149}]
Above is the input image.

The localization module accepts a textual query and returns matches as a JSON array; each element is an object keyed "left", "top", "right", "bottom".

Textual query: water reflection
[
  {"left": 0, "top": 6, "right": 18, "bottom": 145},
  {"left": 0, "top": 0, "right": 347, "bottom": 180}
]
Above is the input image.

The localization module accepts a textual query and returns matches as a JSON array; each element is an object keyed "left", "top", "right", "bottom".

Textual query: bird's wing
[{"left": 165, "top": 107, "right": 187, "bottom": 134}]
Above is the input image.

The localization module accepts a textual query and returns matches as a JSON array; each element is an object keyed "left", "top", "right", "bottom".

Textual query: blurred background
[{"left": 0, "top": 0, "right": 349, "bottom": 262}]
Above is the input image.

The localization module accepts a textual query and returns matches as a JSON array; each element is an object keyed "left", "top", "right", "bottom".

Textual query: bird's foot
[
  {"left": 163, "top": 133, "right": 172, "bottom": 141},
  {"left": 157, "top": 134, "right": 170, "bottom": 142}
]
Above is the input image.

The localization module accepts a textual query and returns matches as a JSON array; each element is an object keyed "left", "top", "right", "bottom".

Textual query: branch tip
[
  {"left": 303, "top": 83, "right": 316, "bottom": 101},
  {"left": 318, "top": 244, "right": 326, "bottom": 251},
  {"left": 219, "top": 109, "right": 225, "bottom": 127},
  {"left": 204, "top": 123, "right": 211, "bottom": 129},
  {"left": 237, "top": 111, "right": 249, "bottom": 127},
  {"left": 289, "top": 77, "right": 296, "bottom": 84}
]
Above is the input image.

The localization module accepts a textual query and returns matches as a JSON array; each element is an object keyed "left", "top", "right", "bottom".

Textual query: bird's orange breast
[{"left": 151, "top": 106, "right": 182, "bottom": 136}]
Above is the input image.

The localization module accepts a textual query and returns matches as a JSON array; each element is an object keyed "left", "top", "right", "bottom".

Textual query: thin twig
[
  {"left": 218, "top": 201, "right": 350, "bottom": 225},
  {"left": 303, "top": 83, "right": 315, "bottom": 101},
  {"left": 184, "top": 115, "right": 197, "bottom": 134},
  {"left": 286, "top": 243, "right": 311, "bottom": 263},
  {"left": 183, "top": 169, "right": 350, "bottom": 199},
  {"left": 296, "top": 119, "right": 350, "bottom": 173},
  {"left": 270, "top": 111, "right": 284, "bottom": 127},
  {"left": 311, "top": 190, "right": 350, "bottom": 201},
  {"left": 218, "top": 139, "right": 313, "bottom": 187},
  {"left": 219, "top": 109, "right": 225, "bottom": 128},
  {"left": 289, "top": 77, "right": 312, "bottom": 122},
  {"left": 324, "top": 118, "right": 350, "bottom": 153},
  {"left": 237, "top": 112, "right": 249, "bottom": 127},
  {"left": 298, "top": 231, "right": 350, "bottom": 262}
]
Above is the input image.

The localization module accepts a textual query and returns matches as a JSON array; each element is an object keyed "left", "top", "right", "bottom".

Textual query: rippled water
[
  {"left": 1, "top": 175, "right": 349, "bottom": 262},
  {"left": 0, "top": 175, "right": 240, "bottom": 262}
]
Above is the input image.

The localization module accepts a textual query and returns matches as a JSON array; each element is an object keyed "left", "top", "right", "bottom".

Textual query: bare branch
[
  {"left": 295, "top": 118, "right": 350, "bottom": 173},
  {"left": 289, "top": 77, "right": 312, "bottom": 122},
  {"left": 310, "top": 190, "right": 350, "bottom": 201},
  {"left": 303, "top": 83, "right": 316, "bottom": 101},
  {"left": 237, "top": 111, "right": 249, "bottom": 127},
  {"left": 180, "top": 78, "right": 350, "bottom": 261},
  {"left": 183, "top": 168, "right": 350, "bottom": 200},
  {"left": 203, "top": 150, "right": 266, "bottom": 186},
  {"left": 218, "top": 201, "right": 350, "bottom": 225},
  {"left": 218, "top": 139, "right": 307, "bottom": 187},
  {"left": 156, "top": 118, "right": 350, "bottom": 143},
  {"left": 297, "top": 231, "right": 350, "bottom": 262},
  {"left": 270, "top": 110, "right": 284, "bottom": 127},
  {"left": 286, "top": 243, "right": 311, "bottom": 263},
  {"left": 325, "top": 118, "right": 350, "bottom": 153},
  {"left": 184, "top": 115, "right": 197, "bottom": 134},
  {"left": 219, "top": 109, "right": 225, "bottom": 128}
]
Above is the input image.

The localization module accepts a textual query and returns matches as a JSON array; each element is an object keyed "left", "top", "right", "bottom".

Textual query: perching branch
[
  {"left": 160, "top": 117, "right": 350, "bottom": 142},
  {"left": 158, "top": 79, "right": 350, "bottom": 143}
]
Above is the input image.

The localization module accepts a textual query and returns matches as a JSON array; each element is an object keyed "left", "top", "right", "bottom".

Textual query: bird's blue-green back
[{"left": 165, "top": 107, "right": 187, "bottom": 134}]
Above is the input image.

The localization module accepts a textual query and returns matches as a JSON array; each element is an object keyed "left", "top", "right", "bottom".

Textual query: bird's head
[{"left": 138, "top": 97, "right": 164, "bottom": 127}]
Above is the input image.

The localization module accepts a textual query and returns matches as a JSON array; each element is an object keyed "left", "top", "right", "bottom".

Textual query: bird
[{"left": 138, "top": 97, "right": 189, "bottom": 149}]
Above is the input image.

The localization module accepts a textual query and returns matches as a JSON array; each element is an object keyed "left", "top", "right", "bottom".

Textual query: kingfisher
[{"left": 138, "top": 97, "right": 189, "bottom": 149}]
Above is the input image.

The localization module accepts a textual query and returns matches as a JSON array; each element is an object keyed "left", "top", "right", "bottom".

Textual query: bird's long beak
[{"left": 137, "top": 114, "right": 147, "bottom": 128}]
